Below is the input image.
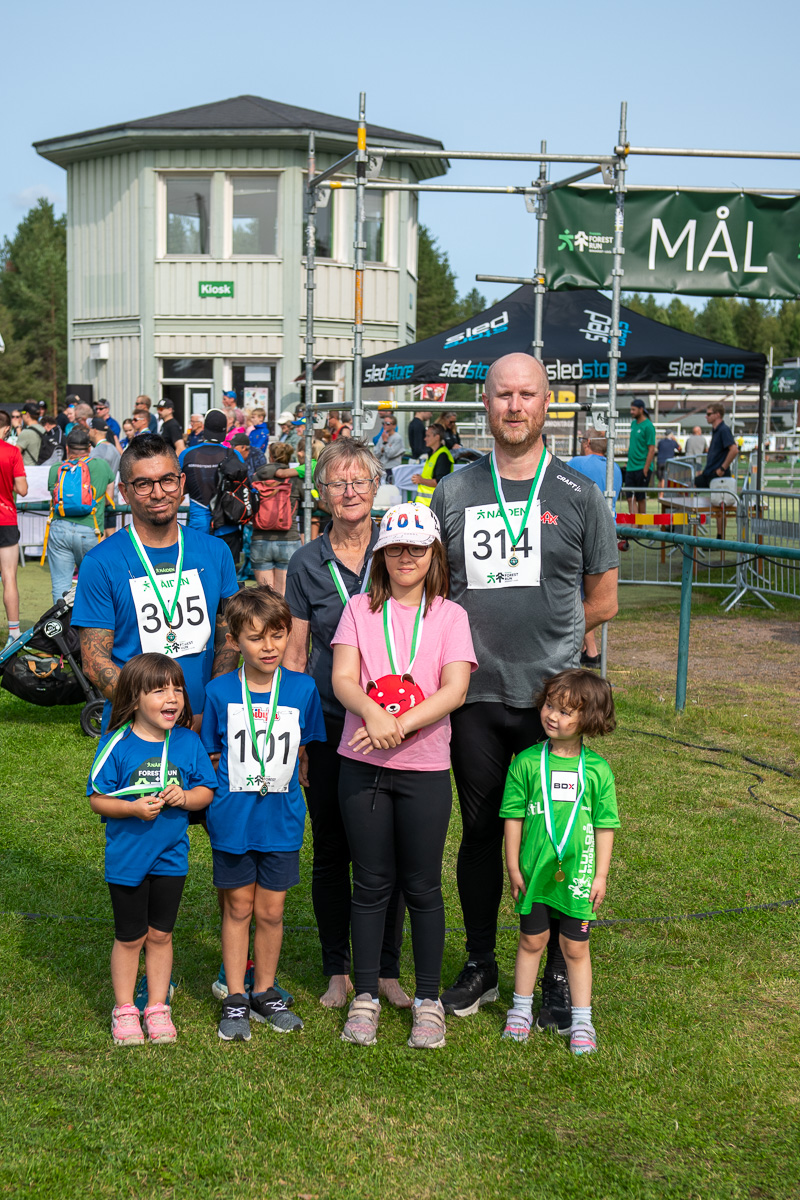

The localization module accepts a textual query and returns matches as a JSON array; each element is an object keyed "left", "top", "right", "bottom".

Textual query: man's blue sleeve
[
  {"left": 217, "top": 540, "right": 239, "bottom": 600},
  {"left": 72, "top": 553, "right": 116, "bottom": 631}
]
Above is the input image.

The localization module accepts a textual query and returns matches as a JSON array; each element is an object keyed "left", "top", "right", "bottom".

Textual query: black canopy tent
[{"left": 361, "top": 286, "right": 766, "bottom": 388}]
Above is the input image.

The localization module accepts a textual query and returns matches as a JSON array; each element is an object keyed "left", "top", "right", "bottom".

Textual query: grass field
[{"left": 1, "top": 568, "right": 799, "bottom": 1199}]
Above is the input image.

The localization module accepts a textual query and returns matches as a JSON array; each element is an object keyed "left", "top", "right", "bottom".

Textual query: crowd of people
[{"left": 0, "top": 359, "right": 744, "bottom": 1056}]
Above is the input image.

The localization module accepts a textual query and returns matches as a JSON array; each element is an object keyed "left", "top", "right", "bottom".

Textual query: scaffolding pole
[
  {"left": 532, "top": 142, "right": 548, "bottom": 360},
  {"left": 352, "top": 93, "right": 367, "bottom": 438},
  {"left": 601, "top": 102, "right": 628, "bottom": 680},
  {"left": 303, "top": 133, "right": 317, "bottom": 542}
]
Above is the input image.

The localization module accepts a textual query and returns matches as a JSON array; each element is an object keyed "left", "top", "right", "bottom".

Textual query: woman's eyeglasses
[
  {"left": 323, "top": 478, "right": 376, "bottom": 496},
  {"left": 384, "top": 544, "right": 430, "bottom": 558}
]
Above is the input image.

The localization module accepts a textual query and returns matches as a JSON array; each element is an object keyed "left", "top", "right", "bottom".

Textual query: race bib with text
[
  {"left": 226, "top": 703, "right": 301, "bottom": 794},
  {"left": 464, "top": 500, "right": 542, "bottom": 590},
  {"left": 129, "top": 568, "right": 211, "bottom": 657}
]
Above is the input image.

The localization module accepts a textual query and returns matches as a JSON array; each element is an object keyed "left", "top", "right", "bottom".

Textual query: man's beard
[{"left": 488, "top": 408, "right": 545, "bottom": 453}]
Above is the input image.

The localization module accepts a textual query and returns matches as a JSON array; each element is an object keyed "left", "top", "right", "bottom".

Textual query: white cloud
[{"left": 11, "top": 185, "right": 65, "bottom": 210}]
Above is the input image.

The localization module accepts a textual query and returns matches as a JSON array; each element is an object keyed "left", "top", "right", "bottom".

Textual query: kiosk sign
[{"left": 199, "top": 281, "right": 234, "bottom": 298}]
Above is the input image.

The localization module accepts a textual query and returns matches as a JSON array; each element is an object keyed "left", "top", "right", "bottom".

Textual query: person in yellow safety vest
[{"left": 411, "top": 423, "right": 454, "bottom": 507}]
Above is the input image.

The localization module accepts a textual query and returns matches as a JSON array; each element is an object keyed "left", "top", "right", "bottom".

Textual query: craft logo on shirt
[{"left": 541, "top": 511, "right": 558, "bottom": 525}]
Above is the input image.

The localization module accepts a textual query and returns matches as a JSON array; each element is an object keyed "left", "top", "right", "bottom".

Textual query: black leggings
[
  {"left": 305, "top": 715, "right": 404, "bottom": 978},
  {"left": 339, "top": 758, "right": 452, "bottom": 1001},
  {"left": 450, "top": 701, "right": 566, "bottom": 973},
  {"left": 107, "top": 875, "right": 186, "bottom": 942}
]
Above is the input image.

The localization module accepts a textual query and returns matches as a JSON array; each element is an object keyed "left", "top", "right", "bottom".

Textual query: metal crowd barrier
[{"left": 726, "top": 487, "right": 800, "bottom": 608}]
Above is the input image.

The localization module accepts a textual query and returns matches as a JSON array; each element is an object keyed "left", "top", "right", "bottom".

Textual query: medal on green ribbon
[
  {"left": 539, "top": 740, "right": 586, "bottom": 882},
  {"left": 91, "top": 725, "right": 170, "bottom": 804},
  {"left": 241, "top": 666, "right": 282, "bottom": 795},
  {"left": 327, "top": 555, "right": 373, "bottom": 606},
  {"left": 128, "top": 525, "right": 185, "bottom": 648},
  {"left": 489, "top": 449, "right": 548, "bottom": 566},
  {"left": 382, "top": 591, "right": 425, "bottom": 676}
]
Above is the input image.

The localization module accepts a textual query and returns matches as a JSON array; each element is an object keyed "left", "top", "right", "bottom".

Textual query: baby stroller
[{"left": 0, "top": 587, "right": 105, "bottom": 737}]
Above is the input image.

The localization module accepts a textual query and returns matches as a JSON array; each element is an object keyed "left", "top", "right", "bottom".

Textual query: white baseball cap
[
  {"left": 374, "top": 502, "right": 441, "bottom": 551},
  {"left": 278, "top": 411, "right": 295, "bottom": 424}
]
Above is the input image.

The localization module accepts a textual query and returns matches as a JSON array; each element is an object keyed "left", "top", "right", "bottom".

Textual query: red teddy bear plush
[{"left": 364, "top": 673, "right": 425, "bottom": 740}]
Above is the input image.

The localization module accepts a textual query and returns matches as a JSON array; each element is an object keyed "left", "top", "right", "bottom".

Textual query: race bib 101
[
  {"left": 129, "top": 568, "right": 211, "bottom": 657},
  {"left": 226, "top": 703, "right": 300, "bottom": 794},
  {"left": 464, "top": 500, "right": 542, "bottom": 590}
]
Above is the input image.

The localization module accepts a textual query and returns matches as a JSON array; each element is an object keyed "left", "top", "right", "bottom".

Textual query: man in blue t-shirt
[
  {"left": 72, "top": 434, "right": 240, "bottom": 730},
  {"left": 695, "top": 402, "right": 738, "bottom": 539},
  {"left": 565, "top": 430, "right": 623, "bottom": 513}
]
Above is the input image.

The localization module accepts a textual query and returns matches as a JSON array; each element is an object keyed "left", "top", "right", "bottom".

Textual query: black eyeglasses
[
  {"left": 127, "top": 474, "right": 182, "bottom": 497},
  {"left": 384, "top": 544, "right": 430, "bottom": 558},
  {"left": 323, "top": 478, "right": 377, "bottom": 496}
]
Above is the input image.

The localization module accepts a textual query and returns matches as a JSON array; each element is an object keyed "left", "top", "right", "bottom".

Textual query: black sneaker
[
  {"left": 580, "top": 652, "right": 602, "bottom": 669},
  {"left": 440, "top": 960, "right": 499, "bottom": 1017},
  {"left": 249, "top": 987, "right": 304, "bottom": 1033},
  {"left": 218, "top": 992, "right": 251, "bottom": 1041},
  {"left": 535, "top": 971, "right": 571, "bottom": 1036}
]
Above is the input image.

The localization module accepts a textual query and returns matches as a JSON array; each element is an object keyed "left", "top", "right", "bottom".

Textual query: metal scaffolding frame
[{"left": 300, "top": 96, "right": 794, "bottom": 645}]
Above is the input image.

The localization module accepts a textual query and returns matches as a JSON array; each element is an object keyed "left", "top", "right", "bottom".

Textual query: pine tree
[{"left": 0, "top": 199, "right": 67, "bottom": 406}]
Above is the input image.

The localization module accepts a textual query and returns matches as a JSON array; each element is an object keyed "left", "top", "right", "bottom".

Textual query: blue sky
[{"left": 3, "top": 0, "right": 798, "bottom": 306}]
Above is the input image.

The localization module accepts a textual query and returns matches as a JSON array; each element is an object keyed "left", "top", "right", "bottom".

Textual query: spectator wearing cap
[
  {"left": 221, "top": 389, "right": 238, "bottom": 413},
  {"left": 625, "top": 398, "right": 656, "bottom": 516},
  {"left": 93, "top": 399, "right": 121, "bottom": 440},
  {"left": 156, "top": 399, "right": 186, "bottom": 455},
  {"left": 179, "top": 409, "right": 244, "bottom": 559},
  {"left": 38, "top": 413, "right": 65, "bottom": 466},
  {"left": 44, "top": 428, "right": 115, "bottom": 602},
  {"left": 17, "top": 402, "right": 45, "bottom": 466},
  {"left": 135, "top": 395, "right": 158, "bottom": 434},
  {"left": 278, "top": 411, "right": 300, "bottom": 451},
  {"left": 88, "top": 420, "right": 121, "bottom": 538}
]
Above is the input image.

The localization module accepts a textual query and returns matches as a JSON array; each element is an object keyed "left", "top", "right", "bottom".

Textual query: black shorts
[
  {"left": 624, "top": 468, "right": 649, "bottom": 503},
  {"left": 107, "top": 874, "right": 186, "bottom": 942},
  {"left": 520, "top": 904, "right": 592, "bottom": 943},
  {"left": 0, "top": 525, "right": 20, "bottom": 548}
]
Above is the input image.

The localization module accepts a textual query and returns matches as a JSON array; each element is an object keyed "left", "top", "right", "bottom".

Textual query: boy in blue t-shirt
[{"left": 202, "top": 588, "right": 325, "bottom": 1041}]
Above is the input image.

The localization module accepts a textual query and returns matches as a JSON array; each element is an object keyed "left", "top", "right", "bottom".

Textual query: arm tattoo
[
  {"left": 79, "top": 628, "right": 119, "bottom": 700},
  {"left": 212, "top": 607, "right": 239, "bottom": 679}
]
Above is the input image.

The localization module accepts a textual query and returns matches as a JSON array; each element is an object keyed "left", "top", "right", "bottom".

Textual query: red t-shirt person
[{"left": 0, "top": 440, "right": 25, "bottom": 527}]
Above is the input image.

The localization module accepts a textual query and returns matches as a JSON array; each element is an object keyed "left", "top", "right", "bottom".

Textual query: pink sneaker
[
  {"left": 111, "top": 1004, "right": 144, "bottom": 1046},
  {"left": 143, "top": 1002, "right": 177, "bottom": 1044}
]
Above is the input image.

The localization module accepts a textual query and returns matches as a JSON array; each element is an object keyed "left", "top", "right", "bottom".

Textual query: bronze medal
[
  {"left": 259, "top": 784, "right": 269, "bottom": 797},
  {"left": 554, "top": 866, "right": 566, "bottom": 882},
  {"left": 509, "top": 553, "right": 519, "bottom": 567},
  {"left": 166, "top": 628, "right": 177, "bottom": 644}
]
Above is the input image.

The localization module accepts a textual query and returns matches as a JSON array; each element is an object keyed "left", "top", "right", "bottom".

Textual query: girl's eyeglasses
[{"left": 383, "top": 544, "right": 430, "bottom": 558}]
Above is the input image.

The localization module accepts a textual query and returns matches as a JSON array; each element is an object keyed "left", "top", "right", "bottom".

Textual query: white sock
[
  {"left": 372, "top": 997, "right": 380, "bottom": 1005},
  {"left": 8, "top": 622, "right": 19, "bottom": 635},
  {"left": 512, "top": 992, "right": 534, "bottom": 1018},
  {"left": 571, "top": 1005, "right": 593, "bottom": 1029}
]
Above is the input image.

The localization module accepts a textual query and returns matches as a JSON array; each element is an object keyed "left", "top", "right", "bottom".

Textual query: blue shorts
[
  {"left": 212, "top": 847, "right": 300, "bottom": 892},
  {"left": 250, "top": 538, "right": 298, "bottom": 571}
]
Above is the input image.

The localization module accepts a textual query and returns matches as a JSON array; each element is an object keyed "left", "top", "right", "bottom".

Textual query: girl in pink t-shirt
[{"left": 331, "top": 502, "right": 476, "bottom": 1051}]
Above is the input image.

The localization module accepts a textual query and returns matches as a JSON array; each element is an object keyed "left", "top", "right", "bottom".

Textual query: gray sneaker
[
  {"left": 341, "top": 994, "right": 380, "bottom": 1046},
  {"left": 249, "top": 988, "right": 304, "bottom": 1033},
  {"left": 408, "top": 999, "right": 446, "bottom": 1049},
  {"left": 218, "top": 992, "right": 251, "bottom": 1041}
]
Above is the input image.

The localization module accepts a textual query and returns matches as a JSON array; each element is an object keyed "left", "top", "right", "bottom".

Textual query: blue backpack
[{"left": 41, "top": 458, "right": 101, "bottom": 565}]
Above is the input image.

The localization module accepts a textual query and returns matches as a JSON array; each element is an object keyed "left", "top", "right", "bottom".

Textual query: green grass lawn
[{"left": 1, "top": 569, "right": 799, "bottom": 1198}]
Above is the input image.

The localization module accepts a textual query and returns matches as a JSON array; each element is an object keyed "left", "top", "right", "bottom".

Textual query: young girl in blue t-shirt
[{"left": 88, "top": 653, "right": 216, "bottom": 1046}]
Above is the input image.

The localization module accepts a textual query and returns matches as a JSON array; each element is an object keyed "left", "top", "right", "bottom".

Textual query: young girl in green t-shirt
[{"left": 500, "top": 668, "right": 618, "bottom": 1055}]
